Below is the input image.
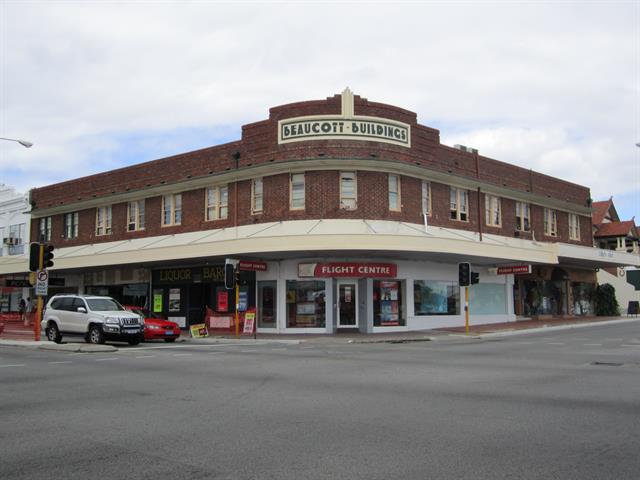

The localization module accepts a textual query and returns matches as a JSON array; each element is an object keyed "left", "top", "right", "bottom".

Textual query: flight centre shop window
[
  {"left": 373, "top": 280, "right": 405, "bottom": 326},
  {"left": 413, "top": 280, "right": 460, "bottom": 315},
  {"left": 286, "top": 280, "right": 326, "bottom": 328}
]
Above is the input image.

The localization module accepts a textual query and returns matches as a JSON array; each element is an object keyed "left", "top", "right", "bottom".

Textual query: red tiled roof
[
  {"left": 591, "top": 200, "right": 612, "bottom": 225},
  {"left": 594, "top": 220, "right": 637, "bottom": 238}
]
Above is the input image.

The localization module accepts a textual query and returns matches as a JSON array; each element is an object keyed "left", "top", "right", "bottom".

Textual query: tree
[{"left": 595, "top": 283, "right": 620, "bottom": 316}]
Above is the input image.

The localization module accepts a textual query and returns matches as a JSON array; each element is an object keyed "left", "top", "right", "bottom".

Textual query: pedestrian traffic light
[
  {"left": 43, "top": 244, "right": 55, "bottom": 268},
  {"left": 458, "top": 262, "right": 470, "bottom": 286},
  {"left": 29, "top": 242, "right": 41, "bottom": 272},
  {"left": 471, "top": 271, "right": 480, "bottom": 285}
]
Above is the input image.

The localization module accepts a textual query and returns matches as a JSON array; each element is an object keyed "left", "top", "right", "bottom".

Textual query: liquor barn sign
[
  {"left": 278, "top": 88, "right": 411, "bottom": 148},
  {"left": 298, "top": 262, "right": 397, "bottom": 278}
]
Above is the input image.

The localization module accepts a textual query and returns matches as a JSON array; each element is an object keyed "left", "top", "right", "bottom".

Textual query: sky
[{"left": 1, "top": 0, "right": 639, "bottom": 221}]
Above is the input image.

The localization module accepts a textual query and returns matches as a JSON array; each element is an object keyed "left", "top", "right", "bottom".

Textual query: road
[{"left": 1, "top": 321, "right": 639, "bottom": 479}]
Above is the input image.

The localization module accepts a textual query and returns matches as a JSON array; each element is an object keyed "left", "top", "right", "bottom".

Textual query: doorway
[{"left": 337, "top": 281, "right": 358, "bottom": 328}]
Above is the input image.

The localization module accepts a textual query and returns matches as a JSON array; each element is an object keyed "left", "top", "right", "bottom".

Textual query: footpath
[{"left": 1, "top": 315, "right": 638, "bottom": 352}]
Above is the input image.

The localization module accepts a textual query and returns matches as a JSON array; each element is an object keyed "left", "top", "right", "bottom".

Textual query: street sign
[{"left": 35, "top": 269, "right": 49, "bottom": 296}]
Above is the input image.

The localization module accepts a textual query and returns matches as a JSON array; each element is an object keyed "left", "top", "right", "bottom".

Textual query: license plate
[
  {"left": 124, "top": 329, "right": 139, "bottom": 334},
  {"left": 165, "top": 331, "right": 174, "bottom": 336}
]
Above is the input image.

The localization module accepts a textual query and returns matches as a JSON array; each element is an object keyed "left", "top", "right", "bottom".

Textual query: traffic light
[
  {"left": 458, "top": 262, "right": 470, "bottom": 286},
  {"left": 43, "top": 244, "right": 55, "bottom": 268},
  {"left": 224, "top": 263, "right": 235, "bottom": 290},
  {"left": 29, "top": 242, "right": 41, "bottom": 272},
  {"left": 471, "top": 272, "right": 480, "bottom": 285}
]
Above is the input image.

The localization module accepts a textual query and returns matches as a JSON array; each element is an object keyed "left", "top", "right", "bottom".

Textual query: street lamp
[{"left": 0, "top": 137, "right": 33, "bottom": 148}]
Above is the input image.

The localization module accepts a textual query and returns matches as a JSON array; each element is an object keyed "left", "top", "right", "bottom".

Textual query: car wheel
[
  {"left": 88, "top": 325, "right": 105, "bottom": 344},
  {"left": 46, "top": 323, "right": 62, "bottom": 344},
  {"left": 164, "top": 337, "right": 176, "bottom": 343},
  {"left": 127, "top": 339, "right": 140, "bottom": 346}
]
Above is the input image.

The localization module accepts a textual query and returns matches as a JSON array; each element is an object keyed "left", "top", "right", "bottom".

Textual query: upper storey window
[
  {"left": 450, "top": 187, "right": 468, "bottom": 221},
  {"left": 421, "top": 181, "right": 431, "bottom": 215},
  {"left": 544, "top": 208, "right": 557, "bottom": 237},
  {"left": 569, "top": 213, "right": 581, "bottom": 240},
  {"left": 95, "top": 206, "right": 112, "bottom": 236},
  {"left": 388, "top": 174, "right": 401, "bottom": 211},
  {"left": 39, "top": 217, "right": 52, "bottom": 242},
  {"left": 252, "top": 178, "right": 263, "bottom": 214},
  {"left": 290, "top": 173, "right": 305, "bottom": 210},
  {"left": 162, "top": 194, "right": 182, "bottom": 226},
  {"left": 206, "top": 185, "right": 228, "bottom": 221},
  {"left": 340, "top": 172, "right": 357, "bottom": 210},
  {"left": 515, "top": 202, "right": 530, "bottom": 232},
  {"left": 485, "top": 195, "right": 501, "bottom": 227},
  {"left": 64, "top": 212, "right": 79, "bottom": 239},
  {"left": 127, "top": 200, "right": 145, "bottom": 232}
]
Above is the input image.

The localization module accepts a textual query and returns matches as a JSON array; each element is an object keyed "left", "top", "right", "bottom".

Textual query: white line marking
[
  {"left": 48, "top": 361, "right": 73, "bottom": 364},
  {"left": 0, "top": 364, "right": 25, "bottom": 368},
  {"left": 135, "top": 355, "right": 155, "bottom": 359},
  {"left": 271, "top": 348, "right": 287, "bottom": 351},
  {"left": 173, "top": 353, "right": 192, "bottom": 357},
  {"left": 584, "top": 344, "right": 602, "bottom": 346},
  {"left": 621, "top": 344, "right": 640, "bottom": 348},
  {"left": 94, "top": 358, "right": 118, "bottom": 362},
  {"left": 547, "top": 342, "right": 565, "bottom": 345},
  {"left": 240, "top": 349, "right": 258, "bottom": 353},
  {"left": 208, "top": 352, "right": 225, "bottom": 355}
]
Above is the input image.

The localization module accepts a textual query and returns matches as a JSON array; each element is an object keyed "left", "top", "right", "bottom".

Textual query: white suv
[{"left": 42, "top": 294, "right": 144, "bottom": 345}]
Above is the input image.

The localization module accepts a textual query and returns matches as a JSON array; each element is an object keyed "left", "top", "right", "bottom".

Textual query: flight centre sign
[{"left": 278, "top": 116, "right": 411, "bottom": 147}]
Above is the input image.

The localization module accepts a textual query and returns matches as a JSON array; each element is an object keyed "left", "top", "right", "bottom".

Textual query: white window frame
[
  {"left": 421, "top": 181, "right": 431, "bottom": 215},
  {"left": 290, "top": 173, "right": 305, "bottom": 210},
  {"left": 388, "top": 174, "right": 401, "bottom": 211},
  {"left": 64, "top": 212, "right": 79, "bottom": 239},
  {"left": 39, "top": 217, "right": 52, "bottom": 242},
  {"left": 515, "top": 202, "right": 531, "bottom": 232},
  {"left": 340, "top": 171, "right": 357, "bottom": 210},
  {"left": 569, "top": 213, "right": 581, "bottom": 240},
  {"left": 95, "top": 206, "right": 112, "bottom": 236},
  {"left": 544, "top": 208, "right": 557, "bottom": 237},
  {"left": 485, "top": 194, "right": 502, "bottom": 227},
  {"left": 251, "top": 178, "right": 263, "bottom": 214},
  {"left": 206, "top": 185, "right": 229, "bottom": 221},
  {"left": 127, "top": 200, "right": 145, "bottom": 232},
  {"left": 162, "top": 193, "right": 182, "bottom": 226},
  {"left": 450, "top": 187, "right": 468, "bottom": 221}
]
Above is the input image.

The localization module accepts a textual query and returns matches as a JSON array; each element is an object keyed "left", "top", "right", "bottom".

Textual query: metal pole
[
  {"left": 465, "top": 286, "right": 469, "bottom": 335},
  {"left": 235, "top": 278, "right": 240, "bottom": 337}
]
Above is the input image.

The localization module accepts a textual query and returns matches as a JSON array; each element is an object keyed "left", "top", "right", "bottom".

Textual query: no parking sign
[{"left": 35, "top": 269, "right": 49, "bottom": 296}]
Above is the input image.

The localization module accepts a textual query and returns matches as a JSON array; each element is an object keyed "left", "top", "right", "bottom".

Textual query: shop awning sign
[
  {"left": 298, "top": 262, "right": 397, "bottom": 278},
  {"left": 239, "top": 260, "right": 268, "bottom": 271},
  {"left": 492, "top": 265, "right": 532, "bottom": 275}
]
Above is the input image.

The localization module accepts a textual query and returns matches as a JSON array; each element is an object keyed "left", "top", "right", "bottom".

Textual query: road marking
[
  {"left": 135, "top": 355, "right": 155, "bottom": 359},
  {"left": 173, "top": 353, "right": 192, "bottom": 357},
  {"left": 48, "top": 361, "right": 73, "bottom": 364},
  {"left": 301, "top": 346, "right": 315, "bottom": 349},
  {"left": 0, "top": 364, "right": 25, "bottom": 368},
  {"left": 604, "top": 338, "right": 623, "bottom": 341},
  {"left": 94, "top": 357, "right": 119, "bottom": 362},
  {"left": 240, "top": 349, "right": 258, "bottom": 353},
  {"left": 130, "top": 342, "right": 268, "bottom": 351},
  {"left": 584, "top": 344, "right": 602, "bottom": 346},
  {"left": 208, "top": 351, "right": 225, "bottom": 355},
  {"left": 621, "top": 344, "right": 640, "bottom": 348},
  {"left": 271, "top": 348, "right": 287, "bottom": 351},
  {"left": 547, "top": 342, "right": 565, "bottom": 345}
]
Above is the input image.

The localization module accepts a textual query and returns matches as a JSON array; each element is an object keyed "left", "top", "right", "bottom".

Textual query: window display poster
[
  {"left": 217, "top": 290, "right": 229, "bottom": 312},
  {"left": 238, "top": 290, "right": 248, "bottom": 312},
  {"left": 153, "top": 290, "right": 163, "bottom": 313},
  {"left": 344, "top": 286, "right": 352, "bottom": 303},
  {"left": 380, "top": 281, "right": 399, "bottom": 325},
  {"left": 380, "top": 281, "right": 398, "bottom": 301},
  {"left": 169, "top": 288, "right": 181, "bottom": 312}
]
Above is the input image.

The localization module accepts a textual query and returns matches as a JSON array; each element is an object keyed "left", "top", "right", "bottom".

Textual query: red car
[{"left": 124, "top": 306, "right": 181, "bottom": 342}]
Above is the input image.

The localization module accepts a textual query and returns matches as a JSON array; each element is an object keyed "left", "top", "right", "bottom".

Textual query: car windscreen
[{"left": 86, "top": 298, "right": 125, "bottom": 311}]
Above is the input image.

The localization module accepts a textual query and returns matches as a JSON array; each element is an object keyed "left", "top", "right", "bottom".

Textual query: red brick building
[{"left": 2, "top": 89, "right": 638, "bottom": 332}]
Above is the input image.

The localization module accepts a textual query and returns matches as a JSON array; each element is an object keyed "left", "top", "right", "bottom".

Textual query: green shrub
[{"left": 595, "top": 283, "right": 620, "bottom": 316}]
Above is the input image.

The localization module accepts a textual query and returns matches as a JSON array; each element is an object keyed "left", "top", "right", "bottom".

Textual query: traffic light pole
[
  {"left": 35, "top": 243, "right": 44, "bottom": 341},
  {"left": 464, "top": 286, "right": 469, "bottom": 335}
]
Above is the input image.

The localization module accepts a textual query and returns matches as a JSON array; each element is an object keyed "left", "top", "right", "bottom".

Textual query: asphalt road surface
[{"left": 1, "top": 321, "right": 639, "bottom": 480}]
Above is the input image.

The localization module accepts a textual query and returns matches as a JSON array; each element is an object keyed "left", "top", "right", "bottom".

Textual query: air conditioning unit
[{"left": 3, "top": 237, "right": 15, "bottom": 245}]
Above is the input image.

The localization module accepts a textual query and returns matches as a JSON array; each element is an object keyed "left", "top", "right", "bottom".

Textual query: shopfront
[{"left": 152, "top": 265, "right": 256, "bottom": 328}]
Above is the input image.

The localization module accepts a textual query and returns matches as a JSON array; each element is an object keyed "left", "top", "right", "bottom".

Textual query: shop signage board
[
  {"left": 217, "top": 290, "right": 229, "bottom": 312},
  {"left": 243, "top": 312, "right": 256, "bottom": 334},
  {"left": 495, "top": 265, "right": 532, "bottom": 275},
  {"left": 153, "top": 266, "right": 225, "bottom": 285},
  {"left": 190, "top": 323, "right": 209, "bottom": 338},
  {"left": 298, "top": 262, "right": 397, "bottom": 278},
  {"left": 6, "top": 279, "right": 32, "bottom": 288},
  {"left": 153, "top": 293, "right": 163, "bottom": 313},
  {"left": 238, "top": 291, "right": 248, "bottom": 312},
  {"left": 209, "top": 315, "right": 233, "bottom": 329},
  {"left": 35, "top": 269, "right": 49, "bottom": 296},
  {"left": 239, "top": 261, "right": 267, "bottom": 271}
]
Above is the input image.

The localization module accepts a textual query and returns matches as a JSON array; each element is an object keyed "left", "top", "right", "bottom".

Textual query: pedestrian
[
  {"left": 19, "top": 298, "right": 26, "bottom": 326},
  {"left": 25, "top": 297, "right": 33, "bottom": 326}
]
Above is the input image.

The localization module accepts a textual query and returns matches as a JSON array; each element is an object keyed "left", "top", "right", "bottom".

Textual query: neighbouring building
[
  {"left": 1, "top": 89, "right": 638, "bottom": 332},
  {"left": 592, "top": 198, "right": 640, "bottom": 314},
  {"left": 0, "top": 184, "right": 31, "bottom": 312}
]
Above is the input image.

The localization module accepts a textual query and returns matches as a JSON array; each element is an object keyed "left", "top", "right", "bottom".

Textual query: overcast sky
[{"left": 1, "top": 0, "right": 638, "bottom": 220}]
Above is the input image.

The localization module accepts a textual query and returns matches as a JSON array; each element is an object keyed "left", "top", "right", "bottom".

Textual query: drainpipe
[
  {"left": 474, "top": 150, "right": 483, "bottom": 242},
  {"left": 232, "top": 151, "right": 240, "bottom": 231}
]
